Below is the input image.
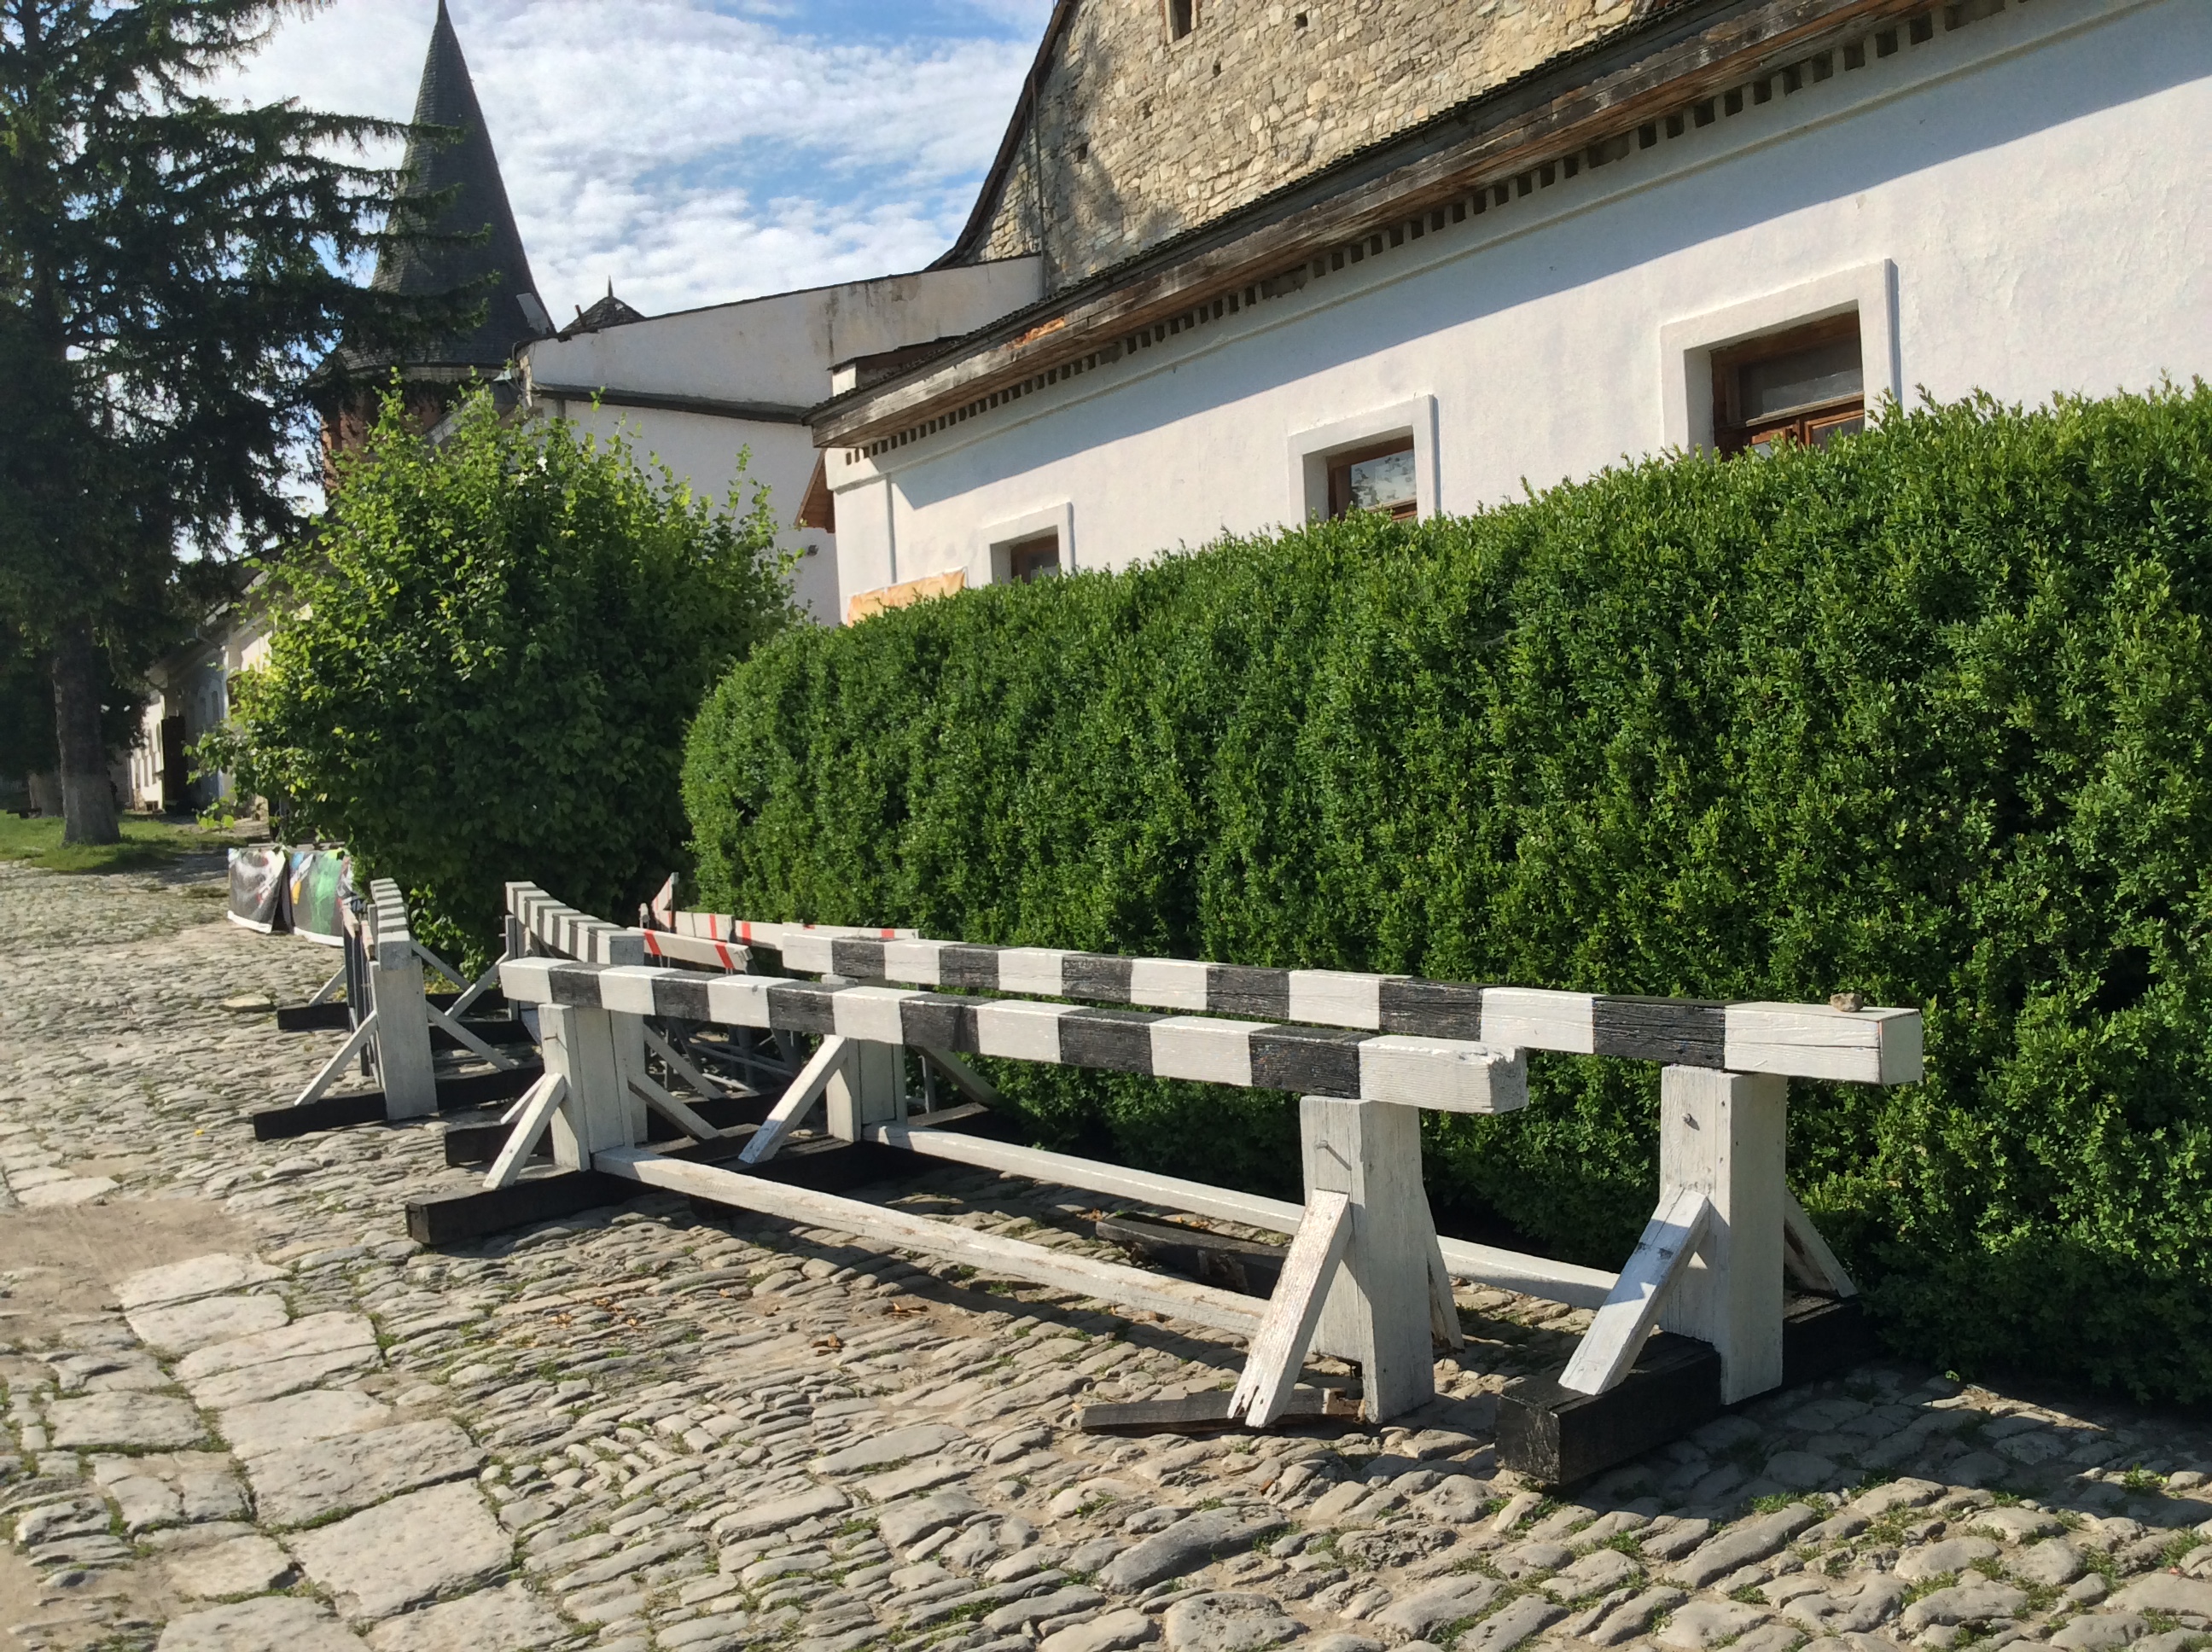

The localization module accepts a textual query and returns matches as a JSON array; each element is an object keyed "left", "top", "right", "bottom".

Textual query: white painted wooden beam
[
  {"left": 1558, "top": 1187, "right": 1714, "bottom": 1395},
  {"left": 593, "top": 1148, "right": 1264, "bottom": 1335},
  {"left": 1229, "top": 1190, "right": 1353, "bottom": 1426},
  {"left": 739, "top": 1035, "right": 852, "bottom": 1166},
  {"left": 641, "top": 1023, "right": 732, "bottom": 1101},
  {"left": 425, "top": 1001, "right": 520, "bottom": 1071},
  {"left": 483, "top": 1073, "right": 569, "bottom": 1190},
  {"left": 626, "top": 1073, "right": 723, "bottom": 1143},
  {"left": 290, "top": 1010, "right": 380, "bottom": 1109},
  {"left": 1782, "top": 1190, "right": 1858, "bottom": 1298}
]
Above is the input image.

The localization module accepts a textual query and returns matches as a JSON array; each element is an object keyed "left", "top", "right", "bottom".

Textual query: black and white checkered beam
[
  {"left": 498, "top": 957, "right": 1525, "bottom": 1114},
  {"left": 731, "top": 932, "right": 1920, "bottom": 1086},
  {"left": 365, "top": 878, "right": 415, "bottom": 969},
  {"left": 505, "top": 882, "right": 644, "bottom": 967}
]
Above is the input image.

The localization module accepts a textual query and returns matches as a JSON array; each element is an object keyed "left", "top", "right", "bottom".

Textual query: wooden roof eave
[{"left": 814, "top": 0, "right": 1928, "bottom": 452}]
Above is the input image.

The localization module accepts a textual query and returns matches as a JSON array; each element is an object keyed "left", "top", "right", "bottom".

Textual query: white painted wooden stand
[{"left": 284, "top": 879, "right": 519, "bottom": 1123}]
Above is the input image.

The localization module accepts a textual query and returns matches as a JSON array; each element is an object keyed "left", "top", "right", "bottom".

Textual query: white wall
[
  {"left": 526, "top": 259, "right": 1042, "bottom": 624},
  {"left": 549, "top": 403, "right": 840, "bottom": 621},
  {"left": 831, "top": 0, "right": 2211, "bottom": 605}
]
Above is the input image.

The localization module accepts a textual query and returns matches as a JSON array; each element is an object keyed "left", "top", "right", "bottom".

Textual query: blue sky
[{"left": 220, "top": 0, "right": 1051, "bottom": 319}]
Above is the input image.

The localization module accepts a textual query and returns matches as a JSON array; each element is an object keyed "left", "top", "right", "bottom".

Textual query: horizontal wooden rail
[
  {"left": 506, "top": 881, "right": 644, "bottom": 966},
  {"left": 687, "top": 912, "right": 1918, "bottom": 1085},
  {"left": 592, "top": 1147, "right": 1264, "bottom": 1335},
  {"left": 864, "top": 1120, "right": 1619, "bottom": 1309},
  {"left": 501, "top": 958, "right": 1525, "bottom": 1113}
]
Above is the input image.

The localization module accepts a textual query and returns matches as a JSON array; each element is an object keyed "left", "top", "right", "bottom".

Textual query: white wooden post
[
  {"left": 1656, "top": 1064, "right": 1788, "bottom": 1404},
  {"left": 539, "top": 1004, "right": 644, "bottom": 1171},
  {"left": 825, "top": 1040, "right": 905, "bottom": 1141},
  {"left": 367, "top": 898, "right": 437, "bottom": 1121},
  {"left": 1301, "top": 1096, "right": 1438, "bottom": 1423}
]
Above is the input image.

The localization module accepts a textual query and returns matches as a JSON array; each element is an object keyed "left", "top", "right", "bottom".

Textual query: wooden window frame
[
  {"left": 1327, "top": 436, "right": 1419, "bottom": 521},
  {"left": 1711, "top": 314, "right": 1866, "bottom": 457},
  {"left": 1004, "top": 532, "right": 1061, "bottom": 584}
]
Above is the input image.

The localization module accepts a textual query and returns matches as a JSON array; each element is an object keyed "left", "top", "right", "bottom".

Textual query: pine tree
[{"left": 0, "top": 0, "right": 472, "bottom": 841}]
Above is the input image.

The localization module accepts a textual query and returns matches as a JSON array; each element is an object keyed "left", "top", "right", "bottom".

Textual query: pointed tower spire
[{"left": 371, "top": 0, "right": 550, "bottom": 367}]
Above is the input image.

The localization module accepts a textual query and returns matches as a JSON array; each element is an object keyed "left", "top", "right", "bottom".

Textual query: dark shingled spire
[{"left": 371, "top": 0, "right": 550, "bottom": 368}]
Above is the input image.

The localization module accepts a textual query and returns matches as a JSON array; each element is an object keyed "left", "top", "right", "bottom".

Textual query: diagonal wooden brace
[
  {"left": 627, "top": 1073, "right": 723, "bottom": 1143},
  {"left": 739, "top": 1035, "right": 853, "bottom": 1165},
  {"left": 642, "top": 1023, "right": 732, "bottom": 1102},
  {"left": 425, "top": 1000, "right": 520, "bottom": 1070},
  {"left": 292, "top": 1010, "right": 380, "bottom": 1108},
  {"left": 484, "top": 1073, "right": 570, "bottom": 1190},
  {"left": 1557, "top": 1187, "right": 1714, "bottom": 1395},
  {"left": 1229, "top": 1190, "right": 1353, "bottom": 1426},
  {"left": 1783, "top": 1190, "right": 1858, "bottom": 1297}
]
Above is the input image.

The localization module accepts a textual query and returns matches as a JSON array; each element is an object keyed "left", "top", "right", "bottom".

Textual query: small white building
[
  {"left": 810, "top": 0, "right": 2211, "bottom": 618},
  {"left": 517, "top": 260, "right": 1042, "bottom": 623}
]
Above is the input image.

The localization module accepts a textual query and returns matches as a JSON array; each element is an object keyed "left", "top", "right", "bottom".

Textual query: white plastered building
[
  {"left": 518, "top": 262, "right": 1042, "bottom": 623},
  {"left": 811, "top": 0, "right": 2210, "bottom": 620}
]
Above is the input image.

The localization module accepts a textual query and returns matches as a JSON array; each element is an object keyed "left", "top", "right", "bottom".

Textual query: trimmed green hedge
[{"left": 684, "top": 387, "right": 2212, "bottom": 1402}]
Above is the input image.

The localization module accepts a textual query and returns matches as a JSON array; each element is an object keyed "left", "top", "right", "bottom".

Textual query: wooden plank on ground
[
  {"left": 1497, "top": 1331, "right": 1723, "bottom": 1486},
  {"left": 595, "top": 1147, "right": 1266, "bottom": 1335},
  {"left": 1079, "top": 1386, "right": 1365, "bottom": 1436},
  {"left": 406, "top": 1170, "right": 643, "bottom": 1248}
]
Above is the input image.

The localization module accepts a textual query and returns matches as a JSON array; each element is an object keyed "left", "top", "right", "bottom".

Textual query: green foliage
[
  {"left": 211, "top": 387, "right": 795, "bottom": 963},
  {"left": 685, "top": 384, "right": 2212, "bottom": 1403}
]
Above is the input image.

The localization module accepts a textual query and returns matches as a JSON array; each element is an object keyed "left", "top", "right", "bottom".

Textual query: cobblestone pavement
[{"left": 3, "top": 859, "right": 2210, "bottom": 1652}]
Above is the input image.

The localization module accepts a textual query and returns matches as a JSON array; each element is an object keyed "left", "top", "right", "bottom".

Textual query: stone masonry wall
[{"left": 977, "top": 0, "right": 1671, "bottom": 288}]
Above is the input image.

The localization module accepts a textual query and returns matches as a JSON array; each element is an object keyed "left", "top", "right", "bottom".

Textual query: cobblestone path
[{"left": 2, "top": 859, "right": 2209, "bottom": 1652}]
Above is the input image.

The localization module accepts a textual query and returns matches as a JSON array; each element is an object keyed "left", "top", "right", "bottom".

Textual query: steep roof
[{"left": 369, "top": 1, "right": 549, "bottom": 369}]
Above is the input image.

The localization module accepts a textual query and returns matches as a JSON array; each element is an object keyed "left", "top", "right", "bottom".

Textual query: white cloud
[{"left": 216, "top": 0, "right": 1037, "bottom": 317}]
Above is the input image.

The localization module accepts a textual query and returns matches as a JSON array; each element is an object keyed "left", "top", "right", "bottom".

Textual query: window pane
[
  {"left": 1348, "top": 446, "right": 1417, "bottom": 514},
  {"left": 1738, "top": 335, "right": 1863, "bottom": 422},
  {"left": 1807, "top": 410, "right": 1866, "bottom": 448}
]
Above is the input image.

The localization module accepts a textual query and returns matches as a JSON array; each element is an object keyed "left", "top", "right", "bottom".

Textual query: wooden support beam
[
  {"left": 425, "top": 1001, "right": 521, "bottom": 1070},
  {"left": 445, "top": 954, "right": 506, "bottom": 1020},
  {"left": 1558, "top": 1187, "right": 1714, "bottom": 1395},
  {"left": 642, "top": 1024, "right": 731, "bottom": 1101},
  {"left": 627, "top": 1073, "right": 723, "bottom": 1143},
  {"left": 1657, "top": 1065, "right": 1789, "bottom": 1404},
  {"left": 1783, "top": 1190, "right": 1857, "bottom": 1298},
  {"left": 1499, "top": 1331, "right": 1723, "bottom": 1487},
  {"left": 594, "top": 1146, "right": 1264, "bottom": 1335},
  {"left": 366, "top": 881, "right": 437, "bottom": 1120},
  {"left": 276, "top": 1001, "right": 353, "bottom": 1032},
  {"left": 740, "top": 1035, "right": 852, "bottom": 1165},
  {"left": 406, "top": 1169, "right": 642, "bottom": 1248},
  {"left": 916, "top": 1044, "right": 999, "bottom": 1107},
  {"left": 1301, "top": 1096, "right": 1437, "bottom": 1422},
  {"left": 306, "top": 963, "right": 347, "bottom": 1007},
  {"left": 1229, "top": 1190, "right": 1353, "bottom": 1426},
  {"left": 1080, "top": 1386, "right": 1364, "bottom": 1437},
  {"left": 485, "top": 1073, "right": 569, "bottom": 1190},
  {"left": 290, "top": 1010, "right": 379, "bottom": 1109}
]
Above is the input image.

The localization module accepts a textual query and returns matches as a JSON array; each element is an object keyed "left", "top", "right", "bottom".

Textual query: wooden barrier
[
  {"left": 418, "top": 886, "right": 1919, "bottom": 1479},
  {"left": 251, "top": 880, "right": 534, "bottom": 1139}
]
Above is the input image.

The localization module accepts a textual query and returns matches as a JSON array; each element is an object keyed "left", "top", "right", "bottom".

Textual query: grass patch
[{"left": 0, "top": 812, "right": 246, "bottom": 874}]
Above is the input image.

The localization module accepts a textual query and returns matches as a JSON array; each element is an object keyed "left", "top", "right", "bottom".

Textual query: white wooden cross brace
[
  {"left": 916, "top": 1044, "right": 998, "bottom": 1108},
  {"left": 1783, "top": 1190, "right": 1858, "bottom": 1297},
  {"left": 738, "top": 1035, "right": 853, "bottom": 1165},
  {"left": 1228, "top": 1190, "right": 1353, "bottom": 1426},
  {"left": 484, "top": 1073, "right": 570, "bottom": 1190},
  {"left": 642, "top": 1023, "right": 732, "bottom": 1102},
  {"left": 424, "top": 1001, "right": 521, "bottom": 1070},
  {"left": 1557, "top": 1187, "right": 1714, "bottom": 1395},
  {"left": 627, "top": 1073, "right": 723, "bottom": 1143},
  {"left": 445, "top": 951, "right": 507, "bottom": 1021},
  {"left": 291, "top": 1011, "right": 380, "bottom": 1109},
  {"left": 306, "top": 963, "right": 347, "bottom": 1007}
]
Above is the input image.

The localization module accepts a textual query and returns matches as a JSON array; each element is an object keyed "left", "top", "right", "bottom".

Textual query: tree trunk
[{"left": 51, "top": 621, "right": 119, "bottom": 845}]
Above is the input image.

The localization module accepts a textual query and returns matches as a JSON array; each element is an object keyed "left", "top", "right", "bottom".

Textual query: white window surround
[
  {"left": 982, "top": 503, "right": 1075, "bottom": 585},
  {"left": 1287, "top": 395, "right": 1441, "bottom": 526},
  {"left": 1661, "top": 260, "right": 1901, "bottom": 453}
]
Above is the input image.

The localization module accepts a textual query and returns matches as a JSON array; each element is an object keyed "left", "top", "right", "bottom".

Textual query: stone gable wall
[{"left": 977, "top": 0, "right": 1671, "bottom": 288}]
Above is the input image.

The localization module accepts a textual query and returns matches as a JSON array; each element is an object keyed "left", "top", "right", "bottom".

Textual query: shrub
[
  {"left": 684, "top": 385, "right": 2212, "bottom": 1403},
  {"left": 214, "top": 387, "right": 795, "bottom": 963}
]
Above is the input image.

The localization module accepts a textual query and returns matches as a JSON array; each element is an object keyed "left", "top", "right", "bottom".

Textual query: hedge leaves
[{"left": 685, "top": 386, "right": 2212, "bottom": 1401}]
